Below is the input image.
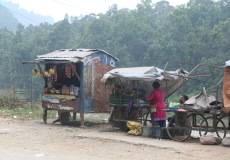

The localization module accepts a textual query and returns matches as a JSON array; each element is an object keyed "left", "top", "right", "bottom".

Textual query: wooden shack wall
[
  {"left": 93, "top": 61, "right": 113, "bottom": 112},
  {"left": 83, "top": 61, "right": 113, "bottom": 112},
  {"left": 83, "top": 52, "right": 116, "bottom": 112}
]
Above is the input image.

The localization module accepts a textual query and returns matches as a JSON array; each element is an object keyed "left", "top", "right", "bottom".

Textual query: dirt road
[{"left": 0, "top": 116, "right": 229, "bottom": 160}]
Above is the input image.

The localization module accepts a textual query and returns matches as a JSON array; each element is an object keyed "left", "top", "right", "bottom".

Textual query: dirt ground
[{"left": 0, "top": 114, "right": 230, "bottom": 160}]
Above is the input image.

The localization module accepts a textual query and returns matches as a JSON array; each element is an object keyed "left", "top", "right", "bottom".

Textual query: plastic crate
[
  {"left": 152, "top": 127, "right": 169, "bottom": 139},
  {"left": 142, "top": 126, "right": 152, "bottom": 137},
  {"left": 122, "top": 95, "right": 136, "bottom": 104},
  {"left": 108, "top": 94, "right": 123, "bottom": 105},
  {"left": 108, "top": 94, "right": 136, "bottom": 105}
]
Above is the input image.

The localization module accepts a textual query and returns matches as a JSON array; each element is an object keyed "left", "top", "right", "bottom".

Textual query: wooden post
[
  {"left": 42, "top": 109, "right": 47, "bottom": 124},
  {"left": 80, "top": 62, "right": 84, "bottom": 127}
]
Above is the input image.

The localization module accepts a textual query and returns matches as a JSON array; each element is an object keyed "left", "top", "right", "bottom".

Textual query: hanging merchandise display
[
  {"left": 36, "top": 71, "right": 43, "bottom": 78},
  {"left": 53, "top": 65, "right": 57, "bottom": 82},
  {"left": 32, "top": 69, "right": 38, "bottom": 75},
  {"left": 44, "top": 71, "right": 51, "bottom": 77},
  {"left": 65, "top": 64, "right": 71, "bottom": 78},
  {"left": 71, "top": 64, "right": 76, "bottom": 76}
]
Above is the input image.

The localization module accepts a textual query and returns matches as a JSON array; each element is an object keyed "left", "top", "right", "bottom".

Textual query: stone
[
  {"left": 215, "top": 137, "right": 222, "bottom": 145},
  {"left": 222, "top": 137, "right": 230, "bottom": 147},
  {"left": 200, "top": 135, "right": 222, "bottom": 145}
]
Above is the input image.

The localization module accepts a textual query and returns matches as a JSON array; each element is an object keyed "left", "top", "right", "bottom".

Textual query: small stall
[
  {"left": 22, "top": 49, "right": 118, "bottom": 125},
  {"left": 101, "top": 66, "right": 188, "bottom": 132}
]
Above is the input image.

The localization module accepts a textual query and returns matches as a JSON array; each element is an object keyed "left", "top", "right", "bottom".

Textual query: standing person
[{"left": 147, "top": 81, "right": 166, "bottom": 127}]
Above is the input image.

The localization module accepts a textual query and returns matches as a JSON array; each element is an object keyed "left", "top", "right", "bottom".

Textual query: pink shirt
[{"left": 147, "top": 88, "right": 166, "bottom": 121}]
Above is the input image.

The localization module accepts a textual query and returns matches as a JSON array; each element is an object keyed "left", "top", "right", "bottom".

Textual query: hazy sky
[{"left": 5, "top": 0, "right": 189, "bottom": 22}]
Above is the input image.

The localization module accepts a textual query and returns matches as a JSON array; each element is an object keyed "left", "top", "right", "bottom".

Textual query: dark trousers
[{"left": 151, "top": 113, "right": 166, "bottom": 127}]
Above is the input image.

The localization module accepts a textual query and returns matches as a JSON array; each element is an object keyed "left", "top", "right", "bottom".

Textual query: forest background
[{"left": 0, "top": 0, "right": 229, "bottom": 103}]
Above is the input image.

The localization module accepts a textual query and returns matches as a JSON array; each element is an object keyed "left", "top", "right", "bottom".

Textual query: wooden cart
[{"left": 101, "top": 66, "right": 188, "bottom": 131}]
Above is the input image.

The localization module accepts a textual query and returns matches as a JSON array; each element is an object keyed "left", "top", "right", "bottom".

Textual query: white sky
[{"left": 5, "top": 0, "right": 189, "bottom": 22}]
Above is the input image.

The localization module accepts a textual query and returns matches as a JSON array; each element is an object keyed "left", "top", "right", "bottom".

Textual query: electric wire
[
  {"left": 51, "top": 0, "right": 89, "bottom": 13},
  {"left": 0, "top": 4, "right": 40, "bottom": 25}
]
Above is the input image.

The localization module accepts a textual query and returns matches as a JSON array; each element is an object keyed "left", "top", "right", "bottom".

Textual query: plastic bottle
[
  {"left": 66, "top": 86, "right": 70, "bottom": 95},
  {"left": 74, "top": 86, "right": 79, "bottom": 96},
  {"left": 70, "top": 85, "right": 75, "bottom": 95},
  {"left": 62, "top": 85, "right": 67, "bottom": 94}
]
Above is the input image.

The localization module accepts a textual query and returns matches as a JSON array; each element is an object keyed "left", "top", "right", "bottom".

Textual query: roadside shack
[{"left": 22, "top": 49, "right": 118, "bottom": 125}]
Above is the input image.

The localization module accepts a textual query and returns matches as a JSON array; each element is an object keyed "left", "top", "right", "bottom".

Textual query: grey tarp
[
  {"left": 101, "top": 66, "right": 188, "bottom": 98},
  {"left": 183, "top": 87, "right": 211, "bottom": 112}
]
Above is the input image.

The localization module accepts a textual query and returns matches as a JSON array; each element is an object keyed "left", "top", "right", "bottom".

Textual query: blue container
[
  {"left": 74, "top": 87, "right": 79, "bottom": 96},
  {"left": 84, "top": 99, "right": 94, "bottom": 113}
]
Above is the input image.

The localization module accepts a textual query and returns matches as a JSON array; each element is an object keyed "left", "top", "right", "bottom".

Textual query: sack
[{"left": 127, "top": 121, "right": 142, "bottom": 135}]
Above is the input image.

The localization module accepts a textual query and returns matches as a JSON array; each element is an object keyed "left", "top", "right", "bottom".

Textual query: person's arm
[{"left": 147, "top": 91, "right": 155, "bottom": 101}]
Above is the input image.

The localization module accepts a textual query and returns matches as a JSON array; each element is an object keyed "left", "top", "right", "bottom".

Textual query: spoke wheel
[
  {"left": 216, "top": 119, "right": 227, "bottom": 138},
  {"left": 110, "top": 107, "right": 128, "bottom": 132},
  {"left": 187, "top": 113, "right": 207, "bottom": 138},
  {"left": 128, "top": 109, "right": 141, "bottom": 121},
  {"left": 199, "top": 117, "right": 227, "bottom": 138},
  {"left": 166, "top": 115, "right": 191, "bottom": 142}
]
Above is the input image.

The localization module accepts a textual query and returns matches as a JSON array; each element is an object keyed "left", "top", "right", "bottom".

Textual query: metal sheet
[{"left": 37, "top": 49, "right": 119, "bottom": 61}]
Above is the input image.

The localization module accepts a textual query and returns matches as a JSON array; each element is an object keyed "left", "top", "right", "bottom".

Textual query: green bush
[{"left": 0, "top": 90, "right": 15, "bottom": 107}]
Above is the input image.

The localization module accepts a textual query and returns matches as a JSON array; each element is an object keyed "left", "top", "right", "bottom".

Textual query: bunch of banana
[
  {"left": 127, "top": 121, "right": 142, "bottom": 135},
  {"left": 45, "top": 71, "right": 51, "bottom": 77},
  {"left": 49, "top": 68, "right": 55, "bottom": 75},
  {"left": 169, "top": 102, "right": 180, "bottom": 107},
  {"left": 36, "top": 71, "right": 43, "bottom": 78},
  {"left": 32, "top": 69, "right": 38, "bottom": 75}
]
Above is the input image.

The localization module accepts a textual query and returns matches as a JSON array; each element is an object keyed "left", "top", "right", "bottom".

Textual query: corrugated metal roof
[
  {"left": 36, "top": 49, "right": 119, "bottom": 62},
  {"left": 224, "top": 60, "right": 230, "bottom": 67}
]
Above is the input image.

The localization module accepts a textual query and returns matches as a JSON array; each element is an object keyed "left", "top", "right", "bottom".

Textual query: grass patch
[{"left": 0, "top": 104, "right": 57, "bottom": 120}]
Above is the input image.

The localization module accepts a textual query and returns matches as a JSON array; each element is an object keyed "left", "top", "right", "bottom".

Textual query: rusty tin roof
[{"left": 36, "top": 49, "right": 119, "bottom": 62}]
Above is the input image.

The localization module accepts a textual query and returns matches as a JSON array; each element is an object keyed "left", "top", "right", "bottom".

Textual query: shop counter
[{"left": 41, "top": 94, "right": 79, "bottom": 123}]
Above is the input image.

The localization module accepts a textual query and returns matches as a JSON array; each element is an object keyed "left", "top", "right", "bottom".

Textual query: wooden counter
[{"left": 41, "top": 94, "right": 79, "bottom": 112}]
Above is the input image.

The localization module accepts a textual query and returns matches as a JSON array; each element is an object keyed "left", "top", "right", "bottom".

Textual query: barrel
[{"left": 84, "top": 99, "right": 94, "bottom": 113}]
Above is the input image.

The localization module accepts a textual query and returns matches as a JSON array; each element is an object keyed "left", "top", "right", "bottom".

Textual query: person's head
[
  {"left": 179, "top": 94, "right": 189, "bottom": 104},
  {"left": 152, "top": 81, "right": 160, "bottom": 89}
]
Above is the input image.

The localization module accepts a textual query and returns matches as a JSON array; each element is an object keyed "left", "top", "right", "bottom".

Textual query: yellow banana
[
  {"left": 49, "top": 69, "right": 55, "bottom": 75},
  {"left": 45, "top": 71, "right": 51, "bottom": 77},
  {"left": 32, "top": 69, "right": 38, "bottom": 75}
]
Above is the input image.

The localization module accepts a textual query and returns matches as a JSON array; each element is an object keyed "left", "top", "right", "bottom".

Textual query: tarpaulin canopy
[{"left": 101, "top": 66, "right": 188, "bottom": 98}]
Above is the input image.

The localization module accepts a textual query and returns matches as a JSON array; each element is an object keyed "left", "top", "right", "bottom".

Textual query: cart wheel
[
  {"left": 219, "top": 116, "right": 230, "bottom": 137},
  {"left": 110, "top": 107, "right": 128, "bottom": 132},
  {"left": 216, "top": 119, "right": 227, "bottom": 138},
  {"left": 187, "top": 113, "right": 208, "bottom": 138},
  {"left": 128, "top": 109, "right": 141, "bottom": 121},
  {"left": 199, "top": 117, "right": 227, "bottom": 138},
  {"left": 166, "top": 115, "right": 191, "bottom": 142}
]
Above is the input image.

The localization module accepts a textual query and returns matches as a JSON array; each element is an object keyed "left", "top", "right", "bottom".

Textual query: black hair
[
  {"left": 183, "top": 94, "right": 189, "bottom": 101},
  {"left": 152, "top": 81, "right": 160, "bottom": 89}
]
